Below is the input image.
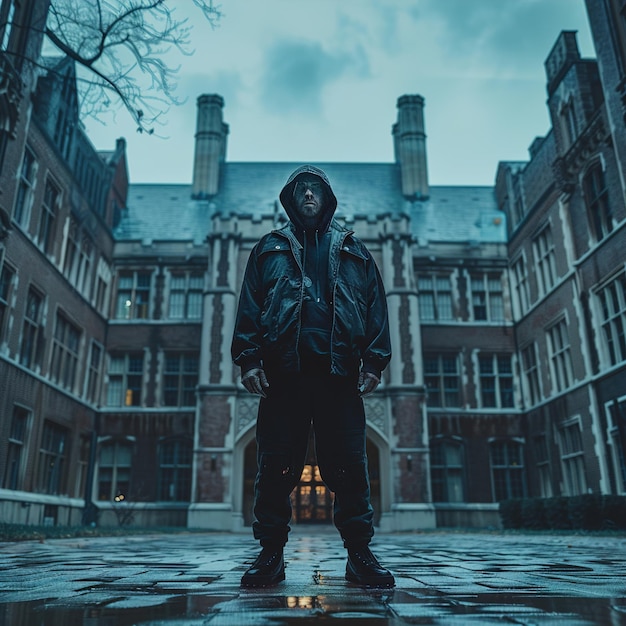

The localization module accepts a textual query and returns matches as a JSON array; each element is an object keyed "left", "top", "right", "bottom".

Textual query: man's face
[{"left": 293, "top": 179, "right": 324, "bottom": 226}]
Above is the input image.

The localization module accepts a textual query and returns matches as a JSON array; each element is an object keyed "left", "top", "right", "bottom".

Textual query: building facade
[
  {"left": 0, "top": 0, "right": 127, "bottom": 526},
  {"left": 1, "top": 0, "right": 624, "bottom": 530}
]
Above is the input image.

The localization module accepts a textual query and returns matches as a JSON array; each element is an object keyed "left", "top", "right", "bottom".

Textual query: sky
[{"left": 83, "top": 0, "right": 595, "bottom": 187}]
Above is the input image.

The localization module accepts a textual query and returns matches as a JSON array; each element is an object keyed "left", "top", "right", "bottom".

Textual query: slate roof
[
  {"left": 115, "top": 162, "right": 506, "bottom": 245},
  {"left": 411, "top": 186, "right": 506, "bottom": 244}
]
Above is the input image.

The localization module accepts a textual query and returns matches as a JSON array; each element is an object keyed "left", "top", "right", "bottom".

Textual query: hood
[{"left": 279, "top": 165, "right": 338, "bottom": 234}]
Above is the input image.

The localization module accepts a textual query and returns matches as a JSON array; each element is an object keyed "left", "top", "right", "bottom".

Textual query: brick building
[
  {"left": 0, "top": 0, "right": 127, "bottom": 525},
  {"left": 0, "top": 0, "right": 624, "bottom": 530}
]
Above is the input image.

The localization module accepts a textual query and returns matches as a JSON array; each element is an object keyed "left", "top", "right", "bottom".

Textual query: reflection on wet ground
[{"left": 0, "top": 528, "right": 625, "bottom": 624}]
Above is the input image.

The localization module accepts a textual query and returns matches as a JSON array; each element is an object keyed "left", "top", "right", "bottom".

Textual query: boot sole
[
  {"left": 345, "top": 570, "right": 395, "bottom": 588},
  {"left": 241, "top": 569, "right": 285, "bottom": 588}
]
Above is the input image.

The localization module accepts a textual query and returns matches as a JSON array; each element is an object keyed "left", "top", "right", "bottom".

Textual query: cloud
[
  {"left": 415, "top": 0, "right": 591, "bottom": 77},
  {"left": 259, "top": 38, "right": 370, "bottom": 116}
]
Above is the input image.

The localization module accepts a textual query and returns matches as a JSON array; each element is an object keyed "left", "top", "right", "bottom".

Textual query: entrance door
[{"left": 291, "top": 463, "right": 333, "bottom": 523}]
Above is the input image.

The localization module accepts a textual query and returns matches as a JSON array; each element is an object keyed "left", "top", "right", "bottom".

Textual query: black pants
[{"left": 252, "top": 370, "right": 374, "bottom": 549}]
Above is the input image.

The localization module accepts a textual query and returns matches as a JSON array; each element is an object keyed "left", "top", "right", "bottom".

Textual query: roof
[
  {"left": 115, "top": 162, "right": 505, "bottom": 245},
  {"left": 410, "top": 186, "right": 505, "bottom": 244}
]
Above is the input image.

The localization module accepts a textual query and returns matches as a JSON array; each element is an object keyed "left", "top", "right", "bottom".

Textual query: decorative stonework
[
  {"left": 365, "top": 397, "right": 387, "bottom": 435},
  {"left": 398, "top": 294, "right": 415, "bottom": 384},
  {"left": 236, "top": 396, "right": 259, "bottom": 436},
  {"left": 0, "top": 56, "right": 23, "bottom": 138},
  {"left": 209, "top": 294, "right": 224, "bottom": 384},
  {"left": 553, "top": 109, "right": 608, "bottom": 193}
]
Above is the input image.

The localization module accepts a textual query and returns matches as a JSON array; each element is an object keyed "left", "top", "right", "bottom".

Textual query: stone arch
[{"left": 233, "top": 418, "right": 392, "bottom": 528}]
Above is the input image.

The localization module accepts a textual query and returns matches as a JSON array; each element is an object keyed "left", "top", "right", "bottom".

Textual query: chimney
[
  {"left": 392, "top": 95, "right": 429, "bottom": 199},
  {"left": 192, "top": 94, "right": 229, "bottom": 198}
]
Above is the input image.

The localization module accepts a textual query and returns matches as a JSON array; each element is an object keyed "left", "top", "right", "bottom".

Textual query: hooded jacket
[{"left": 231, "top": 165, "right": 391, "bottom": 379}]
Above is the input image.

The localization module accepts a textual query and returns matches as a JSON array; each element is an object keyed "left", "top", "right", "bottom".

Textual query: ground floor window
[
  {"left": 490, "top": 439, "right": 525, "bottom": 501},
  {"left": 607, "top": 399, "right": 626, "bottom": 494},
  {"left": 557, "top": 419, "right": 587, "bottom": 496},
  {"left": 37, "top": 421, "right": 68, "bottom": 495},
  {"left": 158, "top": 438, "right": 192, "bottom": 501},
  {"left": 430, "top": 437, "right": 465, "bottom": 502},
  {"left": 3, "top": 405, "right": 29, "bottom": 490},
  {"left": 98, "top": 440, "right": 132, "bottom": 501},
  {"left": 533, "top": 434, "right": 553, "bottom": 498}
]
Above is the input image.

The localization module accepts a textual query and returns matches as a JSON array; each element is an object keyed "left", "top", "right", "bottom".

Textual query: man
[{"left": 231, "top": 165, "right": 394, "bottom": 588}]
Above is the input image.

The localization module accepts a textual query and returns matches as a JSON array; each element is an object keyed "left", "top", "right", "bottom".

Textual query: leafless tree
[{"left": 31, "top": 0, "right": 221, "bottom": 133}]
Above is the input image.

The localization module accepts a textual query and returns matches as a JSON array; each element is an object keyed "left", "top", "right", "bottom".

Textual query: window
[
  {"left": 521, "top": 343, "right": 541, "bottom": 406},
  {"left": 560, "top": 99, "right": 578, "bottom": 148},
  {"left": 597, "top": 274, "right": 626, "bottom": 366},
  {"left": 64, "top": 224, "right": 94, "bottom": 296},
  {"left": 0, "top": 262, "right": 15, "bottom": 343},
  {"left": 158, "top": 438, "right": 192, "bottom": 501},
  {"left": 0, "top": 1, "right": 16, "bottom": 51},
  {"left": 418, "top": 274, "right": 453, "bottom": 321},
  {"left": 63, "top": 218, "right": 80, "bottom": 282},
  {"left": 115, "top": 271, "right": 151, "bottom": 319},
  {"left": 19, "top": 287, "right": 44, "bottom": 369},
  {"left": 533, "top": 434, "right": 553, "bottom": 498},
  {"left": 479, "top": 354, "right": 514, "bottom": 408},
  {"left": 85, "top": 341, "right": 103, "bottom": 403},
  {"left": 163, "top": 353, "right": 199, "bottom": 407},
  {"left": 557, "top": 420, "right": 587, "bottom": 495},
  {"left": 533, "top": 225, "right": 557, "bottom": 296},
  {"left": 430, "top": 438, "right": 465, "bottom": 502},
  {"left": 106, "top": 353, "right": 144, "bottom": 406},
  {"left": 38, "top": 179, "right": 60, "bottom": 255},
  {"left": 50, "top": 313, "right": 81, "bottom": 390},
  {"left": 424, "top": 354, "right": 460, "bottom": 407},
  {"left": 13, "top": 147, "right": 36, "bottom": 227},
  {"left": 98, "top": 441, "right": 132, "bottom": 501},
  {"left": 470, "top": 273, "right": 504, "bottom": 322},
  {"left": 546, "top": 318, "right": 574, "bottom": 392},
  {"left": 490, "top": 439, "right": 525, "bottom": 501},
  {"left": 75, "top": 434, "right": 91, "bottom": 499},
  {"left": 511, "top": 255, "right": 530, "bottom": 317},
  {"left": 583, "top": 164, "right": 613, "bottom": 242},
  {"left": 608, "top": 0, "right": 626, "bottom": 74},
  {"left": 2, "top": 406, "right": 29, "bottom": 490},
  {"left": 607, "top": 399, "right": 626, "bottom": 494},
  {"left": 37, "top": 421, "right": 68, "bottom": 495},
  {"left": 168, "top": 272, "right": 204, "bottom": 319},
  {"left": 77, "top": 236, "right": 93, "bottom": 297}
]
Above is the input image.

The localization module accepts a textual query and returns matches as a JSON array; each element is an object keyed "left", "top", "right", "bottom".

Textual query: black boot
[
  {"left": 241, "top": 546, "right": 285, "bottom": 587},
  {"left": 346, "top": 545, "right": 395, "bottom": 588}
]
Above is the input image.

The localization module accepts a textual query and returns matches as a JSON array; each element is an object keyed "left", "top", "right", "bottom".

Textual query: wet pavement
[{"left": 0, "top": 527, "right": 625, "bottom": 625}]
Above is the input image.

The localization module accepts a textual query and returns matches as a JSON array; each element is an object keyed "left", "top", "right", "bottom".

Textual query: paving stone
[{"left": 1, "top": 529, "right": 626, "bottom": 624}]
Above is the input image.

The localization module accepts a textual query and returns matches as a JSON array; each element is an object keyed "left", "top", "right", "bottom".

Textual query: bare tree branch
[{"left": 36, "top": 0, "right": 222, "bottom": 133}]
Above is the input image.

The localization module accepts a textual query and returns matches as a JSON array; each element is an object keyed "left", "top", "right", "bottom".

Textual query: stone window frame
[
  {"left": 556, "top": 416, "right": 588, "bottom": 496},
  {"left": 545, "top": 315, "right": 574, "bottom": 393},
  {"left": 477, "top": 352, "right": 515, "bottom": 409},
  {"left": 157, "top": 437, "right": 193, "bottom": 502},
  {"left": 430, "top": 435, "right": 466, "bottom": 503},
  {"left": 532, "top": 222, "right": 558, "bottom": 298},
  {"left": 489, "top": 437, "right": 526, "bottom": 502}
]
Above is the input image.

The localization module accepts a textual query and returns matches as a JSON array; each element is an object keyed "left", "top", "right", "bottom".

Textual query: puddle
[{"left": 1, "top": 591, "right": 626, "bottom": 625}]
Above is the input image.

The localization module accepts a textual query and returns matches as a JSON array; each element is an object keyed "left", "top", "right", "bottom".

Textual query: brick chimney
[
  {"left": 192, "top": 94, "right": 229, "bottom": 198},
  {"left": 392, "top": 95, "right": 429, "bottom": 199}
]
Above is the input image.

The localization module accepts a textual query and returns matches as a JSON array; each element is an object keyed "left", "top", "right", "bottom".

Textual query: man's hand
[
  {"left": 358, "top": 371, "right": 380, "bottom": 396},
  {"left": 242, "top": 367, "right": 269, "bottom": 398}
]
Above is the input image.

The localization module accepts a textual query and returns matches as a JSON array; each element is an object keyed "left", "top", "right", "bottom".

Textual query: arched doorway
[{"left": 241, "top": 433, "right": 381, "bottom": 526}]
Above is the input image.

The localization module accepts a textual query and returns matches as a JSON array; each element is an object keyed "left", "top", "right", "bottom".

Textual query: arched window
[
  {"left": 430, "top": 437, "right": 465, "bottom": 502},
  {"left": 158, "top": 438, "right": 192, "bottom": 502}
]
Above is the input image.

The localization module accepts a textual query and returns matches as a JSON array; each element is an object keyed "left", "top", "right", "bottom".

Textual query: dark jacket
[{"left": 231, "top": 165, "right": 391, "bottom": 378}]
